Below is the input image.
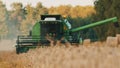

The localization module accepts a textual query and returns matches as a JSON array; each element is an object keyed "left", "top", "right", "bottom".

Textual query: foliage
[
  {"left": 93, "top": 0, "right": 120, "bottom": 40},
  {"left": 0, "top": 1, "right": 95, "bottom": 39},
  {"left": 48, "top": 5, "right": 95, "bottom": 18},
  {"left": 0, "top": 1, "right": 8, "bottom": 38}
]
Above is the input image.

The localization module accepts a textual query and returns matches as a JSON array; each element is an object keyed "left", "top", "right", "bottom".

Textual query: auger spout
[{"left": 70, "top": 17, "right": 118, "bottom": 32}]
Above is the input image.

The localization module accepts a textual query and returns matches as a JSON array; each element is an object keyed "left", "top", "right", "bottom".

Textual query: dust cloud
[{"left": 0, "top": 40, "right": 16, "bottom": 51}]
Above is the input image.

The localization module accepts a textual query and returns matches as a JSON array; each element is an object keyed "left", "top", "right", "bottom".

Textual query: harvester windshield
[
  {"left": 39, "top": 15, "right": 63, "bottom": 40},
  {"left": 40, "top": 21, "right": 62, "bottom": 39}
]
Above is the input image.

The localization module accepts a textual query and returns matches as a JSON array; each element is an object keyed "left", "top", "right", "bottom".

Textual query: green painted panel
[{"left": 32, "top": 21, "right": 40, "bottom": 38}]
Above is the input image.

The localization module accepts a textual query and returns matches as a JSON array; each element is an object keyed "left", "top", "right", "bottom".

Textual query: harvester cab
[
  {"left": 16, "top": 14, "right": 118, "bottom": 54},
  {"left": 40, "top": 15, "right": 65, "bottom": 40}
]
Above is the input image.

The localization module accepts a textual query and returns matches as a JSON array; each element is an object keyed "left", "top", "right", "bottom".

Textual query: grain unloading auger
[{"left": 16, "top": 15, "right": 118, "bottom": 54}]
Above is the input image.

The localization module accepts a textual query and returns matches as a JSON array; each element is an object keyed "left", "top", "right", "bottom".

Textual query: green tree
[{"left": 94, "top": 0, "right": 120, "bottom": 40}]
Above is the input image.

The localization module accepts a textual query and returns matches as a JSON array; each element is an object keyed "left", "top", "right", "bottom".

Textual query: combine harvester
[{"left": 16, "top": 15, "right": 118, "bottom": 54}]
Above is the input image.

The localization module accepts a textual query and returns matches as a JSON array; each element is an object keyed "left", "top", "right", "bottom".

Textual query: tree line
[
  {"left": 0, "top": 1, "right": 95, "bottom": 39},
  {"left": 1, "top": 0, "right": 120, "bottom": 41},
  {"left": 93, "top": 0, "right": 120, "bottom": 40}
]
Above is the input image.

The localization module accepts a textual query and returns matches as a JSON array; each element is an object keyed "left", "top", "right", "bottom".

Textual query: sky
[{"left": 2, "top": 0, "right": 94, "bottom": 10}]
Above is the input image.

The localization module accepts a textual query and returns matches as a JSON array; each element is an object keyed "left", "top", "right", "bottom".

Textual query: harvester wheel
[{"left": 16, "top": 47, "right": 21, "bottom": 54}]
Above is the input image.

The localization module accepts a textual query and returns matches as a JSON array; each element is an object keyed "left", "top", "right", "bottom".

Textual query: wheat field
[
  {"left": 0, "top": 41, "right": 120, "bottom": 68},
  {"left": 0, "top": 34, "right": 120, "bottom": 68}
]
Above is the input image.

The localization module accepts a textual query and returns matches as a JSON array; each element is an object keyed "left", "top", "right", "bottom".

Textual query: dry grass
[
  {"left": 0, "top": 34, "right": 120, "bottom": 68},
  {"left": 0, "top": 51, "right": 30, "bottom": 68},
  {"left": 0, "top": 41, "right": 120, "bottom": 68}
]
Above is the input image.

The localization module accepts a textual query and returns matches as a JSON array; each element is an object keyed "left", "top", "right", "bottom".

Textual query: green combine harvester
[{"left": 16, "top": 14, "right": 118, "bottom": 54}]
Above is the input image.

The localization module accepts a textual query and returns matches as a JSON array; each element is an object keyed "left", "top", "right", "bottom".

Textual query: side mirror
[{"left": 114, "top": 22, "right": 119, "bottom": 27}]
